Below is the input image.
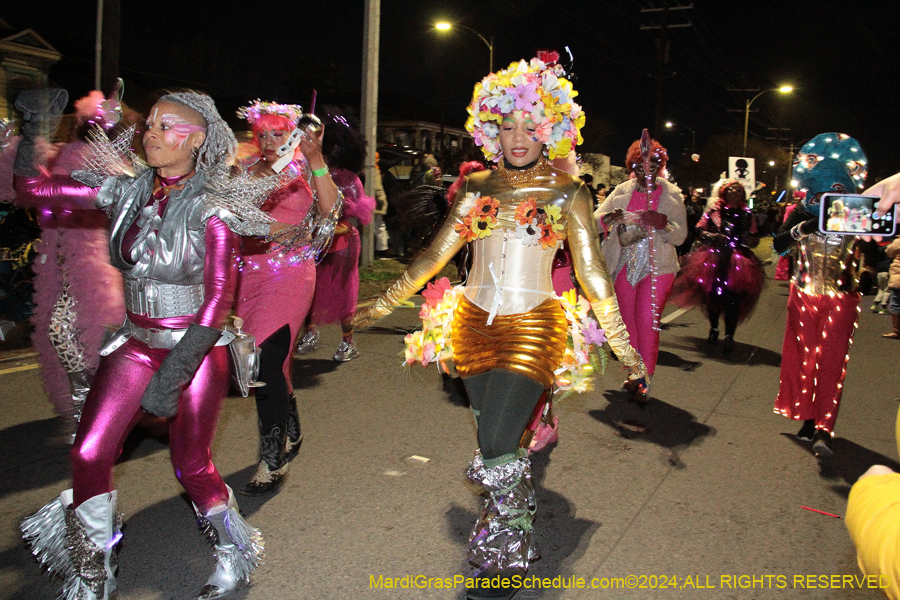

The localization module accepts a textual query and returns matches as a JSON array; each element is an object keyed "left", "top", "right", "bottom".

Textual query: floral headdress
[
  {"left": 237, "top": 100, "right": 304, "bottom": 125},
  {"left": 465, "top": 51, "right": 585, "bottom": 163}
]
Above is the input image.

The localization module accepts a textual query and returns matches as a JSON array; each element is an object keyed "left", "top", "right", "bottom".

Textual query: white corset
[{"left": 465, "top": 231, "right": 559, "bottom": 323}]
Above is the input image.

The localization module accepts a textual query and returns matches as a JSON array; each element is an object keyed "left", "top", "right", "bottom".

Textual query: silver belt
[
  {"left": 124, "top": 279, "right": 204, "bottom": 318},
  {"left": 100, "top": 319, "right": 234, "bottom": 354}
]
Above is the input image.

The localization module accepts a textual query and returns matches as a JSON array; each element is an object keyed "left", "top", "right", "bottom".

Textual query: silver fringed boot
[
  {"left": 464, "top": 451, "right": 539, "bottom": 599},
  {"left": 69, "top": 369, "right": 92, "bottom": 422},
  {"left": 194, "top": 486, "right": 264, "bottom": 600},
  {"left": 21, "top": 489, "right": 122, "bottom": 600}
]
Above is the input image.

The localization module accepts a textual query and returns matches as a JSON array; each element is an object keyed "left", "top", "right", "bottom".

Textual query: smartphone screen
[{"left": 819, "top": 193, "right": 896, "bottom": 235}]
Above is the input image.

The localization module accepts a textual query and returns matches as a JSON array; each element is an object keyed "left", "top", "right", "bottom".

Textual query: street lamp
[
  {"left": 664, "top": 121, "right": 696, "bottom": 154},
  {"left": 664, "top": 121, "right": 698, "bottom": 197},
  {"left": 743, "top": 86, "right": 792, "bottom": 156},
  {"left": 434, "top": 21, "right": 493, "bottom": 73}
]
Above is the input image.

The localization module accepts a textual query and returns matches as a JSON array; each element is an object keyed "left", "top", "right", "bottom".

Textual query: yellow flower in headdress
[{"left": 548, "top": 138, "right": 572, "bottom": 160}]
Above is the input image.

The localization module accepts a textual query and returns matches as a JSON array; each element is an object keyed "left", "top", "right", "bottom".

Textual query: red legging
[
  {"left": 71, "top": 338, "right": 230, "bottom": 512},
  {"left": 614, "top": 270, "right": 675, "bottom": 377}
]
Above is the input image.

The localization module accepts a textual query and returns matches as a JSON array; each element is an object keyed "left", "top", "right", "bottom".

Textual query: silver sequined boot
[
  {"left": 21, "top": 489, "right": 121, "bottom": 600},
  {"left": 194, "top": 486, "right": 264, "bottom": 600},
  {"left": 464, "top": 451, "right": 538, "bottom": 599},
  {"left": 69, "top": 369, "right": 92, "bottom": 422}
]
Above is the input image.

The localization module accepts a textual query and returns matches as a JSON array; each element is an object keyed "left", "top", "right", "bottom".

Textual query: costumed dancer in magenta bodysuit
[
  {"left": 773, "top": 133, "right": 868, "bottom": 459},
  {"left": 17, "top": 89, "right": 273, "bottom": 600},
  {"left": 234, "top": 100, "right": 342, "bottom": 495},
  {"left": 671, "top": 180, "right": 764, "bottom": 355},
  {"left": 297, "top": 111, "right": 375, "bottom": 362},
  {"left": 13, "top": 87, "right": 126, "bottom": 427},
  {"left": 594, "top": 132, "right": 687, "bottom": 402}
]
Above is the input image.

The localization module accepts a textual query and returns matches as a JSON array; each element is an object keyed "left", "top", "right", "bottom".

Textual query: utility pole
[
  {"left": 641, "top": 2, "right": 692, "bottom": 138},
  {"left": 100, "top": 0, "right": 119, "bottom": 93},
  {"left": 94, "top": 0, "right": 103, "bottom": 90},
  {"left": 360, "top": 0, "right": 380, "bottom": 267}
]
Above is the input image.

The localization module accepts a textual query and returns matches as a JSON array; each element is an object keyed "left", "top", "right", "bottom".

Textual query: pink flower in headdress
[{"left": 512, "top": 81, "right": 540, "bottom": 111}]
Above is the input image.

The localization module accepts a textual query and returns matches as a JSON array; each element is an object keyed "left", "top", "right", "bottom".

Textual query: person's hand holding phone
[{"left": 861, "top": 173, "right": 900, "bottom": 241}]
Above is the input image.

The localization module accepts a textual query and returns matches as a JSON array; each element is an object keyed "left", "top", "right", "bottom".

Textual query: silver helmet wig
[{"left": 159, "top": 91, "right": 237, "bottom": 174}]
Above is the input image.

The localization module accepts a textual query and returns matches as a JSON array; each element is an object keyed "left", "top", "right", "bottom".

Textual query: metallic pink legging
[
  {"left": 614, "top": 270, "right": 675, "bottom": 376},
  {"left": 71, "top": 338, "right": 230, "bottom": 512}
]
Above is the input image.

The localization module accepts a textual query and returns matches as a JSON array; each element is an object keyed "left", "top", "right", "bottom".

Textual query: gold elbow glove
[
  {"left": 591, "top": 296, "right": 648, "bottom": 380},
  {"left": 352, "top": 271, "right": 419, "bottom": 329}
]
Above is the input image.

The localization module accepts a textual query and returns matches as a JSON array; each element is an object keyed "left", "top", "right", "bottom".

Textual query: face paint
[
  {"left": 150, "top": 112, "right": 207, "bottom": 148},
  {"left": 143, "top": 102, "right": 205, "bottom": 176}
]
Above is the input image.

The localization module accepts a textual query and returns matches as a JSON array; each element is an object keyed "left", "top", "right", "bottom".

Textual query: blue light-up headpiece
[{"left": 793, "top": 133, "right": 867, "bottom": 216}]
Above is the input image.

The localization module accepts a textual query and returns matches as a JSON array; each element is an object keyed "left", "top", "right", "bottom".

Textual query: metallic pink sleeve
[
  {"left": 194, "top": 216, "right": 239, "bottom": 328},
  {"left": 14, "top": 173, "right": 98, "bottom": 210}
]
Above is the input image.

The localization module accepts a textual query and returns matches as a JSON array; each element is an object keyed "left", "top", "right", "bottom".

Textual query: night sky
[{"left": 4, "top": 1, "right": 900, "bottom": 184}]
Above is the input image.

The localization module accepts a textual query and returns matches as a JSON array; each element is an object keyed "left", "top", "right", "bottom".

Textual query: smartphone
[{"left": 819, "top": 193, "right": 896, "bottom": 236}]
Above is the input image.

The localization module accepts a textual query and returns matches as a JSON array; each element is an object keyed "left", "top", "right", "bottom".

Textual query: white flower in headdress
[{"left": 498, "top": 94, "right": 516, "bottom": 114}]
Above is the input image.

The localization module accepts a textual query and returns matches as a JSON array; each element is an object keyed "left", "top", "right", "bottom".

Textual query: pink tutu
[{"left": 673, "top": 244, "right": 764, "bottom": 322}]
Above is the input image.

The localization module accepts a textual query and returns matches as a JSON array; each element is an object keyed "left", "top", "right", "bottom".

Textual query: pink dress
[
  {"left": 309, "top": 168, "right": 375, "bottom": 325},
  {"left": 235, "top": 167, "right": 316, "bottom": 388}
]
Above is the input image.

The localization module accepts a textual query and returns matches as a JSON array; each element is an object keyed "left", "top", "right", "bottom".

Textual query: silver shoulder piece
[
  {"left": 71, "top": 125, "right": 148, "bottom": 188},
  {"left": 201, "top": 170, "right": 280, "bottom": 236}
]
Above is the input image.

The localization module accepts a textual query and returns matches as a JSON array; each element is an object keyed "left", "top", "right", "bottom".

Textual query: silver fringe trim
[
  {"left": 49, "top": 286, "right": 87, "bottom": 374},
  {"left": 266, "top": 187, "right": 343, "bottom": 263},
  {"left": 466, "top": 452, "right": 539, "bottom": 574},
  {"left": 197, "top": 506, "right": 264, "bottom": 584},
  {"left": 71, "top": 126, "right": 147, "bottom": 189},
  {"left": 21, "top": 495, "right": 71, "bottom": 582}
]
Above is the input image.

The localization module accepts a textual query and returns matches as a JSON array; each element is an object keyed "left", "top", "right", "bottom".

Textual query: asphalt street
[{"left": 1, "top": 265, "right": 898, "bottom": 600}]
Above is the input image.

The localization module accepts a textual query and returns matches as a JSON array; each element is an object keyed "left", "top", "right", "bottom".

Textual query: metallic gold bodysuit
[{"left": 366, "top": 157, "right": 646, "bottom": 380}]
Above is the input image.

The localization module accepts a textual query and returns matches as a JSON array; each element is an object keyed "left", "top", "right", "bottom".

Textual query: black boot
[
  {"left": 796, "top": 419, "right": 816, "bottom": 441},
  {"left": 285, "top": 394, "right": 303, "bottom": 461},
  {"left": 813, "top": 430, "right": 833, "bottom": 458},
  {"left": 707, "top": 328, "right": 719, "bottom": 345},
  {"left": 722, "top": 335, "right": 734, "bottom": 356},
  {"left": 240, "top": 420, "right": 289, "bottom": 496}
]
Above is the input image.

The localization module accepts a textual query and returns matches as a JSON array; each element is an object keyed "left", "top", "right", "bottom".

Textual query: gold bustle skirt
[{"left": 451, "top": 295, "right": 568, "bottom": 389}]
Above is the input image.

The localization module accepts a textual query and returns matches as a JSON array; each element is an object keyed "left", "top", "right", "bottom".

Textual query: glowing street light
[
  {"left": 743, "top": 86, "right": 793, "bottom": 156},
  {"left": 664, "top": 120, "right": 696, "bottom": 153},
  {"left": 434, "top": 21, "right": 493, "bottom": 73}
]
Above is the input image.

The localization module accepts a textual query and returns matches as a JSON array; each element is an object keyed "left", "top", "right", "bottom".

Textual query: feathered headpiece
[{"left": 465, "top": 54, "right": 585, "bottom": 162}]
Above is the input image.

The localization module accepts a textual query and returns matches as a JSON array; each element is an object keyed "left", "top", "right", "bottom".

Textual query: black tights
[
  {"left": 462, "top": 369, "right": 545, "bottom": 465},
  {"left": 255, "top": 324, "right": 292, "bottom": 431},
  {"left": 708, "top": 291, "right": 742, "bottom": 337}
]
